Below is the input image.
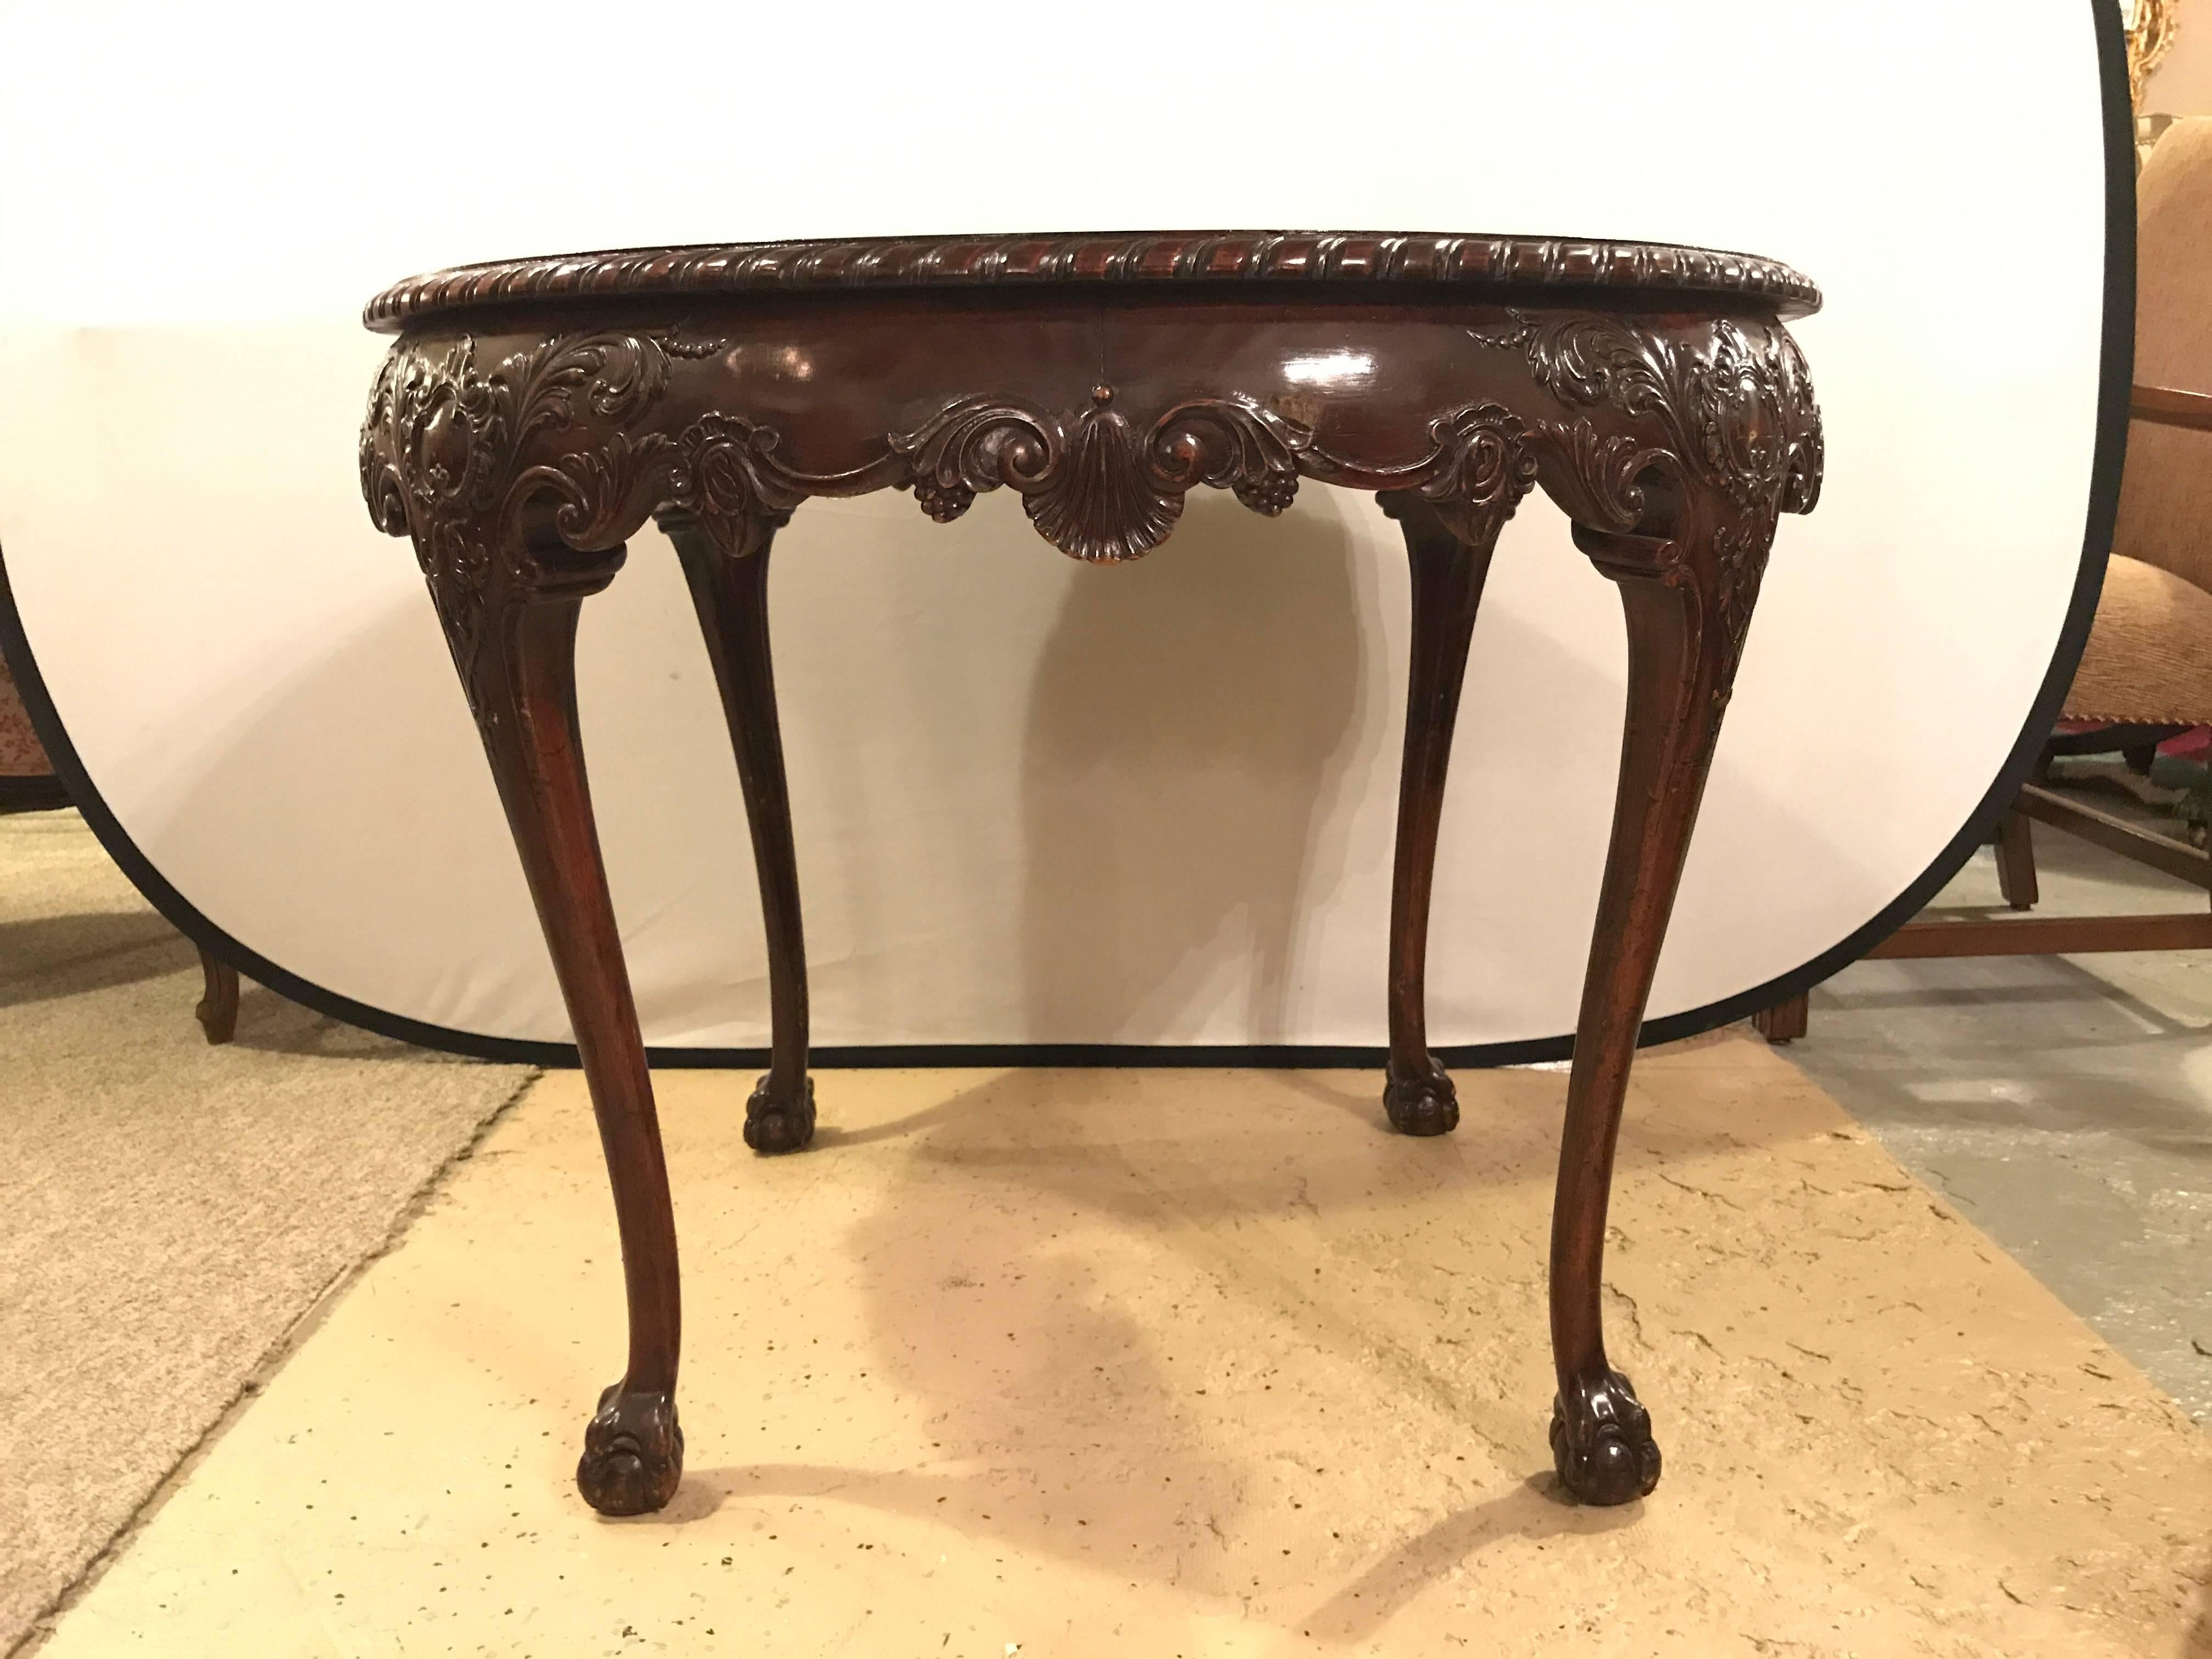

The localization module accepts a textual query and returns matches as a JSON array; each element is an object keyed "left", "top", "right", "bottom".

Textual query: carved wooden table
[{"left": 358, "top": 232, "right": 1822, "bottom": 1517}]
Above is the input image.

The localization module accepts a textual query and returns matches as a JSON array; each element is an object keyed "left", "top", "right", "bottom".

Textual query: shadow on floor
[{"left": 0, "top": 910, "right": 192, "bottom": 1007}]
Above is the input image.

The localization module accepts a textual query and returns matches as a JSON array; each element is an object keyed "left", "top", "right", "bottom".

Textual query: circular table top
[{"left": 363, "top": 231, "right": 1821, "bottom": 332}]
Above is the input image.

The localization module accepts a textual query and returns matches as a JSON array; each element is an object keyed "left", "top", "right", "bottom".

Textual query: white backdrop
[{"left": 0, "top": 2, "right": 2110, "bottom": 1051}]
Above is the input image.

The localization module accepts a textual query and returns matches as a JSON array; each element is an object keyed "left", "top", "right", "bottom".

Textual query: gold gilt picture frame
[{"left": 2126, "top": 0, "right": 2183, "bottom": 111}]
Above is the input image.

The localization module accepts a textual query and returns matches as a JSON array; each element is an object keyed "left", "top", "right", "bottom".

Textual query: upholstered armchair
[
  {"left": 0, "top": 650, "right": 241, "bottom": 1042},
  {"left": 0, "top": 657, "right": 71, "bottom": 815},
  {"left": 1757, "top": 116, "right": 2212, "bottom": 1042},
  {"left": 2072, "top": 120, "right": 2212, "bottom": 733}
]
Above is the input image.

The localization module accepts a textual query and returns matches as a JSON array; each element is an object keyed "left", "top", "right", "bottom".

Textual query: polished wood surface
[
  {"left": 1378, "top": 491, "right": 1511, "bottom": 1136},
  {"left": 363, "top": 230, "right": 1821, "bottom": 331},
  {"left": 662, "top": 509, "right": 815, "bottom": 1153},
  {"left": 359, "top": 230, "right": 1824, "bottom": 1517}
]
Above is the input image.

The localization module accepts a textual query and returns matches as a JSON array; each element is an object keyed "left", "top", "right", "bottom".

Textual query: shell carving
[
  {"left": 1026, "top": 393, "right": 1183, "bottom": 562},
  {"left": 890, "top": 386, "right": 1309, "bottom": 563}
]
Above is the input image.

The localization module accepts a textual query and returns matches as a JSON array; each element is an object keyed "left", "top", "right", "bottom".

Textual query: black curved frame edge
[{"left": 0, "top": 3, "right": 2133, "bottom": 1073}]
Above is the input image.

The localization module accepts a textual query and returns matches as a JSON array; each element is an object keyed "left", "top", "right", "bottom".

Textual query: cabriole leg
[
  {"left": 661, "top": 506, "right": 815, "bottom": 1154},
  {"left": 1377, "top": 489, "right": 1509, "bottom": 1136},
  {"left": 427, "top": 521, "right": 684, "bottom": 1517},
  {"left": 1548, "top": 498, "right": 1778, "bottom": 1505}
]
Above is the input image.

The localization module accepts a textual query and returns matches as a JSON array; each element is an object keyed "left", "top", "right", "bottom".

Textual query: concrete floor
[
  {"left": 1786, "top": 799, "right": 2212, "bottom": 1423},
  {"left": 30, "top": 1054, "right": 2212, "bottom": 1656}
]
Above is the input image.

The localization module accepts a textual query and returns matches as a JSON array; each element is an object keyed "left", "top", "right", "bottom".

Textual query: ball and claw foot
[
  {"left": 575, "top": 1384, "right": 684, "bottom": 1516},
  {"left": 1383, "top": 1057, "right": 1460, "bottom": 1136},
  {"left": 743, "top": 1074, "right": 816, "bottom": 1154},
  {"left": 1550, "top": 1368, "right": 1662, "bottom": 1505}
]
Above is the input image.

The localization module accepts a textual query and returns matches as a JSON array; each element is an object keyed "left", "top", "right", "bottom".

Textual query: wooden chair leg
[
  {"left": 661, "top": 507, "right": 815, "bottom": 1154},
  {"left": 194, "top": 943, "right": 238, "bottom": 1044},
  {"left": 1375, "top": 489, "right": 1510, "bottom": 1136},
  {"left": 1547, "top": 499, "right": 1776, "bottom": 1506},
  {"left": 1751, "top": 989, "right": 1808, "bottom": 1044},
  {"left": 426, "top": 521, "right": 684, "bottom": 1518},
  {"left": 1994, "top": 807, "right": 2038, "bottom": 910}
]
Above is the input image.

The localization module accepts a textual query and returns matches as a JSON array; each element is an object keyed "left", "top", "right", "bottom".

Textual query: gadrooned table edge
[{"left": 363, "top": 230, "right": 1823, "bottom": 331}]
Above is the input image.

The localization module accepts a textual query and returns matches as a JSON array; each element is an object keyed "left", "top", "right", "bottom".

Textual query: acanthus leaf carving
[
  {"left": 358, "top": 326, "right": 726, "bottom": 716},
  {"left": 1708, "top": 508, "right": 1781, "bottom": 698},
  {"left": 1400, "top": 403, "right": 1539, "bottom": 542},
  {"left": 1296, "top": 400, "right": 1537, "bottom": 545},
  {"left": 360, "top": 314, "right": 1819, "bottom": 647},
  {"left": 1531, "top": 416, "right": 1672, "bottom": 533},
  {"left": 1148, "top": 396, "right": 1311, "bottom": 517},
  {"left": 657, "top": 414, "right": 805, "bottom": 557},
  {"left": 889, "top": 396, "right": 1063, "bottom": 529},
  {"left": 1471, "top": 310, "right": 1823, "bottom": 528},
  {"left": 885, "top": 387, "right": 1314, "bottom": 562}
]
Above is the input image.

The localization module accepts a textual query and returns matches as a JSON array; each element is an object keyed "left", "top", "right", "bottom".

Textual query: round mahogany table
[{"left": 358, "top": 231, "right": 1823, "bottom": 1516}]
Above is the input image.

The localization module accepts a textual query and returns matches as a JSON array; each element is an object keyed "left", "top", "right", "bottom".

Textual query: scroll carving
[
  {"left": 884, "top": 389, "right": 1551, "bottom": 560},
  {"left": 1467, "top": 311, "right": 1822, "bottom": 700},
  {"left": 888, "top": 387, "right": 1311, "bottom": 562},
  {"left": 351, "top": 257, "right": 1830, "bottom": 1527},
  {"left": 359, "top": 329, "right": 732, "bottom": 715},
  {"left": 1471, "top": 311, "right": 1823, "bottom": 527},
  {"left": 360, "top": 310, "right": 1817, "bottom": 674},
  {"left": 1311, "top": 403, "right": 1539, "bottom": 543}
]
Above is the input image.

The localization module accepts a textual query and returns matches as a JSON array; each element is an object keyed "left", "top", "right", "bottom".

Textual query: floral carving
[
  {"left": 1466, "top": 309, "right": 1820, "bottom": 698},
  {"left": 1151, "top": 397, "right": 1310, "bottom": 515},
  {"left": 1707, "top": 515, "right": 1779, "bottom": 700},
  {"left": 891, "top": 396, "right": 1063, "bottom": 531},
  {"left": 1294, "top": 401, "right": 1539, "bottom": 545},
  {"left": 358, "top": 328, "right": 723, "bottom": 715},
  {"left": 879, "top": 388, "right": 1550, "bottom": 560},
  {"left": 360, "top": 310, "right": 1820, "bottom": 691},
  {"left": 1527, "top": 416, "right": 1673, "bottom": 533},
  {"left": 657, "top": 414, "right": 805, "bottom": 555},
  {"left": 351, "top": 275, "right": 1827, "bottom": 1527},
  {"left": 1470, "top": 311, "right": 1823, "bottom": 526}
]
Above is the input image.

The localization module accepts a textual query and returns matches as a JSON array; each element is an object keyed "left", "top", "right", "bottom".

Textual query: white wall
[{"left": 0, "top": 2, "right": 2112, "bottom": 1052}]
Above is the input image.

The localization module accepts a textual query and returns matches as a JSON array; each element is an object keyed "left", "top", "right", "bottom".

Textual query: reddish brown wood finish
[
  {"left": 1751, "top": 990, "right": 1808, "bottom": 1044},
  {"left": 364, "top": 231, "right": 1821, "bottom": 330},
  {"left": 358, "top": 232, "right": 1822, "bottom": 1517},
  {"left": 194, "top": 944, "right": 239, "bottom": 1045},
  {"left": 1871, "top": 912, "right": 2212, "bottom": 955},
  {"left": 1994, "top": 808, "right": 2040, "bottom": 910},
  {"left": 1378, "top": 492, "right": 1514, "bottom": 1134},
  {"left": 661, "top": 508, "right": 815, "bottom": 1152}
]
